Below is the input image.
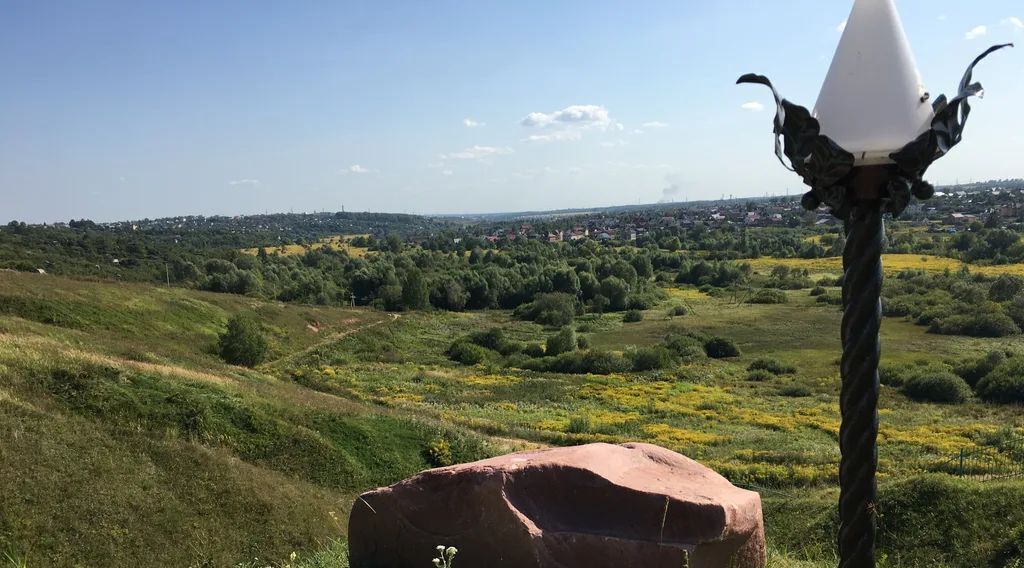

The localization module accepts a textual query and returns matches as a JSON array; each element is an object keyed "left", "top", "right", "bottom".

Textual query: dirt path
[{"left": 270, "top": 312, "right": 400, "bottom": 366}]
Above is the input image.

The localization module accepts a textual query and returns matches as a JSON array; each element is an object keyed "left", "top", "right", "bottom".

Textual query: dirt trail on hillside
[{"left": 269, "top": 312, "right": 400, "bottom": 366}]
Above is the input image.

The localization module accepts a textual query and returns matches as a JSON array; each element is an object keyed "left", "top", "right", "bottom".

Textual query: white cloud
[
  {"left": 441, "top": 145, "right": 514, "bottom": 160},
  {"left": 229, "top": 179, "right": 260, "bottom": 186},
  {"left": 741, "top": 101, "right": 765, "bottom": 112},
  {"left": 965, "top": 25, "right": 987, "bottom": 40},
  {"left": 1003, "top": 16, "right": 1024, "bottom": 30},
  {"left": 348, "top": 164, "right": 373, "bottom": 174},
  {"left": 524, "top": 130, "right": 583, "bottom": 143},
  {"left": 641, "top": 121, "right": 668, "bottom": 128},
  {"left": 521, "top": 104, "right": 612, "bottom": 129},
  {"left": 427, "top": 162, "right": 444, "bottom": 169},
  {"left": 441, "top": 169, "right": 454, "bottom": 176},
  {"left": 599, "top": 139, "right": 627, "bottom": 148},
  {"left": 463, "top": 118, "right": 485, "bottom": 128},
  {"left": 837, "top": 20, "right": 847, "bottom": 33},
  {"left": 633, "top": 129, "right": 645, "bottom": 135}
]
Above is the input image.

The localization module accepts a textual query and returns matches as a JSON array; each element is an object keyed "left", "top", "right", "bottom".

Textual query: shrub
[
  {"left": 816, "top": 293, "right": 843, "bottom": 306},
  {"left": 668, "top": 305, "right": 689, "bottom": 317},
  {"left": 566, "top": 416, "right": 591, "bottom": 434},
  {"left": 704, "top": 336, "right": 740, "bottom": 359},
  {"left": 522, "top": 350, "right": 631, "bottom": 375},
  {"left": 447, "top": 341, "right": 492, "bottom": 365},
  {"left": 902, "top": 372, "right": 971, "bottom": 404},
  {"left": 515, "top": 292, "right": 577, "bottom": 327},
  {"left": 779, "top": 384, "right": 812, "bottom": 397},
  {"left": 218, "top": 314, "right": 269, "bottom": 367},
  {"left": 747, "top": 369, "right": 775, "bottom": 382},
  {"left": 522, "top": 343, "right": 546, "bottom": 358},
  {"left": 816, "top": 276, "right": 839, "bottom": 287},
  {"left": 576, "top": 335, "right": 590, "bottom": 350},
  {"left": 663, "top": 334, "right": 706, "bottom": 362},
  {"left": 629, "top": 346, "right": 676, "bottom": 372},
  {"left": 623, "top": 310, "right": 644, "bottom": 323},
  {"left": 809, "top": 286, "right": 826, "bottom": 297},
  {"left": 469, "top": 328, "right": 521, "bottom": 356},
  {"left": 976, "top": 359, "right": 1024, "bottom": 403},
  {"left": 879, "top": 362, "right": 910, "bottom": 387},
  {"left": 747, "top": 289, "right": 788, "bottom": 304},
  {"left": 929, "top": 312, "right": 1019, "bottom": 338},
  {"left": 425, "top": 438, "right": 454, "bottom": 467},
  {"left": 954, "top": 350, "right": 1007, "bottom": 387},
  {"left": 545, "top": 326, "right": 577, "bottom": 357},
  {"left": 989, "top": 275, "right": 1024, "bottom": 302},
  {"left": 747, "top": 357, "right": 796, "bottom": 375}
]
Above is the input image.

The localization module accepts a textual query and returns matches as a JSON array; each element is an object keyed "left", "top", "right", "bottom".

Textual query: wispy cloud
[
  {"left": 965, "top": 25, "right": 987, "bottom": 40},
  {"left": 836, "top": 20, "right": 847, "bottom": 33},
  {"left": 229, "top": 179, "right": 260, "bottom": 186},
  {"left": 1003, "top": 16, "right": 1024, "bottom": 30},
  {"left": 463, "top": 118, "right": 485, "bottom": 128},
  {"left": 641, "top": 121, "right": 668, "bottom": 129},
  {"left": 741, "top": 101, "right": 765, "bottom": 112},
  {"left": 441, "top": 169, "right": 454, "bottom": 176},
  {"left": 348, "top": 164, "right": 373, "bottom": 174},
  {"left": 441, "top": 145, "right": 514, "bottom": 160},
  {"left": 524, "top": 130, "right": 583, "bottom": 143}
]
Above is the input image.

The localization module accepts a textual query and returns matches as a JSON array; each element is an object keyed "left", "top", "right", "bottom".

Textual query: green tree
[
  {"left": 401, "top": 269, "right": 430, "bottom": 309},
  {"left": 218, "top": 314, "right": 269, "bottom": 367},
  {"left": 546, "top": 326, "right": 578, "bottom": 356}
]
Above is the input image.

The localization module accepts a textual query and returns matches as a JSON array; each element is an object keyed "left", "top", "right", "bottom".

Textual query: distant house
[{"left": 948, "top": 213, "right": 977, "bottom": 225}]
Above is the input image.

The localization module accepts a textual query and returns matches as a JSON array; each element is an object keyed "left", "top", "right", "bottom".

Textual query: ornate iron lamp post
[{"left": 737, "top": 0, "right": 1012, "bottom": 566}]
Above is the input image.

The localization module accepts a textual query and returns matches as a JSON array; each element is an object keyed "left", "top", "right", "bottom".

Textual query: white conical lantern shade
[{"left": 813, "top": 0, "right": 935, "bottom": 165}]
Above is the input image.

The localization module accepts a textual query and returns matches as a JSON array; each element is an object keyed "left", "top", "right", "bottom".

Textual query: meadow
[
  {"left": 240, "top": 235, "right": 370, "bottom": 258},
  {"left": 1, "top": 268, "right": 1023, "bottom": 567}
]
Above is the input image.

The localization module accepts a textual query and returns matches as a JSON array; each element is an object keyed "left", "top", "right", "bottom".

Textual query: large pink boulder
[{"left": 348, "top": 442, "right": 765, "bottom": 568}]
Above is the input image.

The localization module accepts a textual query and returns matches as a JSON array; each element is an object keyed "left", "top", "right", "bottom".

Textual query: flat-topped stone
[{"left": 348, "top": 442, "right": 765, "bottom": 568}]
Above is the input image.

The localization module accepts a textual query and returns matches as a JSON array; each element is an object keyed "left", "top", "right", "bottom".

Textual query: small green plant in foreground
[{"left": 433, "top": 545, "right": 458, "bottom": 568}]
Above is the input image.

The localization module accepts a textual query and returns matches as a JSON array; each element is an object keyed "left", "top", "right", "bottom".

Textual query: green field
[{"left": 1, "top": 271, "right": 1022, "bottom": 567}]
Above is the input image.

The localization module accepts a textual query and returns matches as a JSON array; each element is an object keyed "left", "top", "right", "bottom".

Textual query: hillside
[
  {"left": 0, "top": 272, "right": 493, "bottom": 567},
  {"left": 2, "top": 261, "right": 1024, "bottom": 566}
]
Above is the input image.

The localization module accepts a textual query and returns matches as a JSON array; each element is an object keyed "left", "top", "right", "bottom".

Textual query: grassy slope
[
  {"left": 0, "top": 272, "right": 491, "bottom": 567},
  {"left": 3, "top": 271, "right": 1023, "bottom": 567},
  {"left": 279, "top": 280, "right": 1024, "bottom": 567}
]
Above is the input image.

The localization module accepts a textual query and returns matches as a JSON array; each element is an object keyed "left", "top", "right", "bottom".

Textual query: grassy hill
[
  {"left": 1, "top": 270, "right": 1023, "bottom": 567},
  {"left": 0, "top": 272, "right": 492, "bottom": 567}
]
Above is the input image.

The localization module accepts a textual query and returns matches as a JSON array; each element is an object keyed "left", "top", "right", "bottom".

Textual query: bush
[
  {"left": 954, "top": 350, "right": 1007, "bottom": 387},
  {"left": 629, "top": 346, "right": 676, "bottom": 372},
  {"left": 809, "top": 286, "right": 826, "bottom": 297},
  {"left": 747, "top": 289, "right": 788, "bottom": 304},
  {"left": 704, "top": 336, "right": 740, "bottom": 359},
  {"left": 218, "top": 315, "right": 269, "bottom": 367},
  {"left": 576, "top": 335, "right": 590, "bottom": 350},
  {"left": 989, "top": 275, "right": 1024, "bottom": 302},
  {"left": 663, "top": 333, "right": 706, "bottom": 362},
  {"left": 514, "top": 292, "right": 577, "bottom": 327},
  {"left": 447, "top": 341, "right": 492, "bottom": 366},
  {"left": 747, "top": 357, "right": 796, "bottom": 375},
  {"left": 778, "top": 384, "right": 812, "bottom": 397},
  {"left": 523, "top": 343, "right": 546, "bottom": 358},
  {"left": 879, "top": 362, "right": 910, "bottom": 387},
  {"left": 566, "top": 416, "right": 591, "bottom": 434},
  {"left": 623, "top": 309, "right": 644, "bottom": 323},
  {"left": 468, "top": 328, "right": 521, "bottom": 356},
  {"left": 902, "top": 372, "right": 971, "bottom": 404},
  {"left": 668, "top": 305, "right": 689, "bottom": 317},
  {"left": 545, "top": 326, "right": 577, "bottom": 357},
  {"left": 747, "top": 369, "right": 775, "bottom": 382},
  {"left": 976, "top": 359, "right": 1024, "bottom": 403},
  {"left": 816, "top": 292, "right": 843, "bottom": 306},
  {"left": 929, "top": 312, "right": 1019, "bottom": 338},
  {"left": 522, "top": 350, "right": 631, "bottom": 375}
]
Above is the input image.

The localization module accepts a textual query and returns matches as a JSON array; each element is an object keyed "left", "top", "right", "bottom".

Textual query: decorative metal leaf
[{"left": 739, "top": 43, "right": 1011, "bottom": 220}]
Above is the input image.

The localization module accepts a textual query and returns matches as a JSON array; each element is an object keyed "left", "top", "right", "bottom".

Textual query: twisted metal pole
[{"left": 838, "top": 167, "right": 887, "bottom": 568}]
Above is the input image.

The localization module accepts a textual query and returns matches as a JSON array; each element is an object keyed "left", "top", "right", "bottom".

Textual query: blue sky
[{"left": 1, "top": 1, "right": 1022, "bottom": 223}]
